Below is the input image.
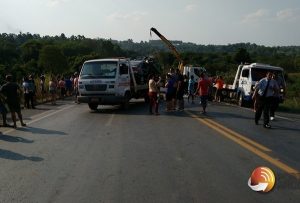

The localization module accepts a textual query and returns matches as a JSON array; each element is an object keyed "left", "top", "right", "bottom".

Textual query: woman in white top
[{"left": 148, "top": 74, "right": 161, "bottom": 115}]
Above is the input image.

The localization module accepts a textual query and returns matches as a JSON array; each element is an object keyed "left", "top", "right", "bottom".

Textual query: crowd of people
[
  {"left": 0, "top": 69, "right": 284, "bottom": 130},
  {"left": 148, "top": 68, "right": 212, "bottom": 115},
  {"left": 148, "top": 68, "right": 284, "bottom": 129},
  {"left": 0, "top": 72, "right": 80, "bottom": 129}
]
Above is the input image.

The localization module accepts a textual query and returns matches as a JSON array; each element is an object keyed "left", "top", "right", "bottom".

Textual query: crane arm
[{"left": 150, "top": 27, "right": 184, "bottom": 71}]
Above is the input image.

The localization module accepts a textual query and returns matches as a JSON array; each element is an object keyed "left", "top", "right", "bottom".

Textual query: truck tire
[
  {"left": 238, "top": 93, "right": 245, "bottom": 107},
  {"left": 144, "top": 94, "right": 150, "bottom": 103},
  {"left": 88, "top": 103, "right": 98, "bottom": 110},
  {"left": 121, "top": 92, "right": 131, "bottom": 110}
]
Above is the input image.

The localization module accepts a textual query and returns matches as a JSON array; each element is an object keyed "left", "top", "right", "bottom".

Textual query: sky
[{"left": 0, "top": 0, "right": 300, "bottom": 46}]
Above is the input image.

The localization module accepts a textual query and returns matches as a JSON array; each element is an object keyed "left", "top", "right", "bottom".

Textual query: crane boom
[{"left": 150, "top": 27, "right": 184, "bottom": 71}]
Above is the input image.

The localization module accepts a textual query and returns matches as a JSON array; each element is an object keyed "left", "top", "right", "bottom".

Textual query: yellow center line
[{"left": 186, "top": 111, "right": 300, "bottom": 180}]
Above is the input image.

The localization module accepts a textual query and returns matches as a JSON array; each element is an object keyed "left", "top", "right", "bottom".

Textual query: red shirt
[
  {"left": 197, "top": 78, "right": 210, "bottom": 96},
  {"left": 215, "top": 79, "right": 224, "bottom": 89}
]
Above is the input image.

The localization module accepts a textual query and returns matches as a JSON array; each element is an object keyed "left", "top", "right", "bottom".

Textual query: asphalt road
[{"left": 0, "top": 98, "right": 299, "bottom": 203}]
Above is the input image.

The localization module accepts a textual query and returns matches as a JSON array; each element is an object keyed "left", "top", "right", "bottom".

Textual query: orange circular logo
[{"left": 248, "top": 166, "right": 275, "bottom": 192}]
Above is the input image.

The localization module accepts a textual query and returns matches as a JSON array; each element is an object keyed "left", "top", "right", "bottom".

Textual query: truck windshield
[
  {"left": 80, "top": 61, "right": 117, "bottom": 79},
  {"left": 251, "top": 68, "right": 283, "bottom": 82}
]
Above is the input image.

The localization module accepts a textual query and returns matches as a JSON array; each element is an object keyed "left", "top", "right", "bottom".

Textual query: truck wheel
[
  {"left": 121, "top": 92, "right": 131, "bottom": 110},
  {"left": 238, "top": 94, "right": 245, "bottom": 107},
  {"left": 88, "top": 103, "right": 98, "bottom": 110}
]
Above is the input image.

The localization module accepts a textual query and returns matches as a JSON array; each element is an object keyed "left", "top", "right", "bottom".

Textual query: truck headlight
[
  {"left": 280, "top": 88, "right": 284, "bottom": 93},
  {"left": 79, "top": 85, "right": 84, "bottom": 89}
]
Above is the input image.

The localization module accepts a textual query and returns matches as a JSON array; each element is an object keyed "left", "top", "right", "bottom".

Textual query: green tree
[
  {"left": 234, "top": 48, "right": 251, "bottom": 64},
  {"left": 38, "top": 45, "right": 68, "bottom": 74},
  {"left": 20, "top": 40, "right": 42, "bottom": 62}
]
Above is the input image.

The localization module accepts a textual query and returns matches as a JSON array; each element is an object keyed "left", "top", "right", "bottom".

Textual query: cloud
[
  {"left": 242, "top": 9, "right": 270, "bottom": 23},
  {"left": 276, "top": 8, "right": 300, "bottom": 22},
  {"left": 184, "top": 4, "right": 197, "bottom": 12},
  {"left": 106, "top": 11, "right": 147, "bottom": 22},
  {"left": 46, "top": 0, "right": 69, "bottom": 7}
]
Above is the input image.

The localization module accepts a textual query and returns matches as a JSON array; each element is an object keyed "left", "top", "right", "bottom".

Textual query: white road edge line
[
  {"left": 105, "top": 113, "right": 115, "bottom": 126},
  {"left": 2, "top": 105, "right": 75, "bottom": 134}
]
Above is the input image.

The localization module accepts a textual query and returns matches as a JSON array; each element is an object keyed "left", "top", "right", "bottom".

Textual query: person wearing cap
[{"left": 0, "top": 75, "right": 26, "bottom": 128}]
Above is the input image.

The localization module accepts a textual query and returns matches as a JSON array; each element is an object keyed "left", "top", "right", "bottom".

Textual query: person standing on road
[
  {"left": 148, "top": 74, "right": 161, "bottom": 115},
  {"left": 73, "top": 72, "right": 79, "bottom": 103},
  {"left": 0, "top": 75, "right": 26, "bottom": 128},
  {"left": 187, "top": 75, "right": 195, "bottom": 104},
  {"left": 0, "top": 92, "right": 12, "bottom": 127},
  {"left": 40, "top": 75, "right": 46, "bottom": 102},
  {"left": 253, "top": 72, "right": 278, "bottom": 128},
  {"left": 165, "top": 74, "right": 176, "bottom": 111},
  {"left": 176, "top": 70, "right": 185, "bottom": 111},
  {"left": 22, "top": 76, "right": 31, "bottom": 109},
  {"left": 214, "top": 76, "right": 224, "bottom": 102},
  {"left": 49, "top": 76, "right": 57, "bottom": 105},
  {"left": 270, "top": 73, "right": 284, "bottom": 121},
  {"left": 195, "top": 72, "right": 211, "bottom": 114},
  {"left": 28, "top": 75, "right": 36, "bottom": 109}
]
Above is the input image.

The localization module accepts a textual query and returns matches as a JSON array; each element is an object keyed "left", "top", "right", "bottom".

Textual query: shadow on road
[
  {"left": 269, "top": 125, "right": 300, "bottom": 132},
  {"left": 17, "top": 127, "right": 67, "bottom": 136},
  {"left": 0, "top": 134, "right": 34, "bottom": 143},
  {"left": 0, "top": 149, "right": 43, "bottom": 161}
]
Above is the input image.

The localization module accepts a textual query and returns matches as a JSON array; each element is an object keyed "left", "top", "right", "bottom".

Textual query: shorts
[{"left": 7, "top": 101, "right": 21, "bottom": 113}]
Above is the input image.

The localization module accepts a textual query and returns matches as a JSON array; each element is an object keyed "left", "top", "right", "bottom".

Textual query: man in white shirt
[{"left": 254, "top": 72, "right": 278, "bottom": 128}]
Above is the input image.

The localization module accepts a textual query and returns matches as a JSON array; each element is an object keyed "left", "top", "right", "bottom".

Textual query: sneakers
[
  {"left": 270, "top": 116, "right": 274, "bottom": 121},
  {"left": 263, "top": 124, "right": 271, "bottom": 129}
]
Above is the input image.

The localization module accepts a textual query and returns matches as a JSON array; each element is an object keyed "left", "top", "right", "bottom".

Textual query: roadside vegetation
[{"left": 0, "top": 32, "right": 299, "bottom": 112}]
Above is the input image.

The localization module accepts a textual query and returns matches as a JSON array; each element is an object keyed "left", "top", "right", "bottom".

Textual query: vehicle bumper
[{"left": 78, "top": 94, "right": 126, "bottom": 105}]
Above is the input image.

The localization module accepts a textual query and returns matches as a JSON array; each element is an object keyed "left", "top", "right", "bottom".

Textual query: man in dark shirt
[{"left": 0, "top": 75, "right": 26, "bottom": 128}]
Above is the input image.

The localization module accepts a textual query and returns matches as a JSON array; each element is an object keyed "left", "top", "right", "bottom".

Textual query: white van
[{"left": 78, "top": 58, "right": 149, "bottom": 110}]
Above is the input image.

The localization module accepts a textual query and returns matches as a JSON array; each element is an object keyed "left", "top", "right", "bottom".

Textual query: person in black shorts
[{"left": 0, "top": 75, "right": 26, "bottom": 128}]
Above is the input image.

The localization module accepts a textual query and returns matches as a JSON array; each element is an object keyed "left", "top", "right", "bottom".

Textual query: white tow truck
[
  {"left": 222, "top": 63, "right": 286, "bottom": 106},
  {"left": 78, "top": 58, "right": 151, "bottom": 110},
  {"left": 183, "top": 66, "right": 206, "bottom": 82}
]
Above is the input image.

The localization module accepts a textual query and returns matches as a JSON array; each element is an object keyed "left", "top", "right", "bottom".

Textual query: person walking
[
  {"left": 195, "top": 72, "right": 211, "bottom": 114},
  {"left": 148, "top": 74, "right": 160, "bottom": 115},
  {"left": 253, "top": 72, "right": 278, "bottom": 128},
  {"left": 0, "top": 75, "right": 26, "bottom": 128}
]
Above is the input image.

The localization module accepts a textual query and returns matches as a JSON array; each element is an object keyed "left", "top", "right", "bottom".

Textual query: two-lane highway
[{"left": 0, "top": 98, "right": 299, "bottom": 203}]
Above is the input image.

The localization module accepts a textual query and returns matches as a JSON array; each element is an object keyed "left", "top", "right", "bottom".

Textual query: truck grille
[{"left": 85, "top": 84, "right": 107, "bottom": 91}]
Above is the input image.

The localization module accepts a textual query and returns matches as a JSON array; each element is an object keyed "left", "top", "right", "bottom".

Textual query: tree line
[{"left": 1, "top": 32, "right": 300, "bottom": 84}]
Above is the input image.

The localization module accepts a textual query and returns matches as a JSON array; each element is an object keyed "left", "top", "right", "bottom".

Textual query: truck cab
[
  {"left": 233, "top": 63, "right": 285, "bottom": 106},
  {"left": 78, "top": 58, "right": 143, "bottom": 110},
  {"left": 183, "top": 66, "right": 206, "bottom": 82}
]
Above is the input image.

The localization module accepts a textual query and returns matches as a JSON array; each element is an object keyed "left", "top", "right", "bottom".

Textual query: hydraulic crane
[{"left": 150, "top": 27, "right": 184, "bottom": 72}]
